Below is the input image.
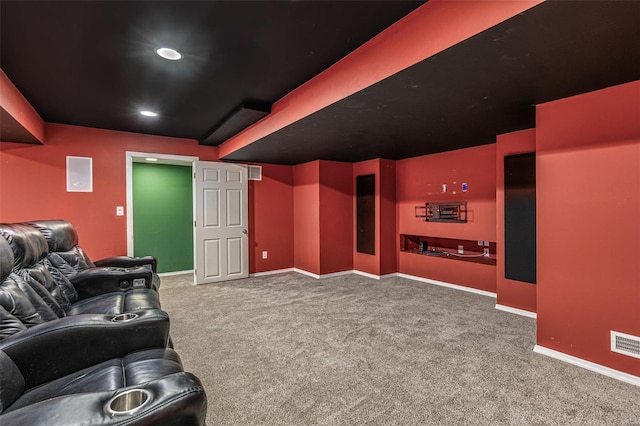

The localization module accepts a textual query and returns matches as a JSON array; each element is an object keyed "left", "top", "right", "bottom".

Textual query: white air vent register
[
  {"left": 611, "top": 331, "right": 640, "bottom": 359},
  {"left": 248, "top": 165, "right": 262, "bottom": 181}
]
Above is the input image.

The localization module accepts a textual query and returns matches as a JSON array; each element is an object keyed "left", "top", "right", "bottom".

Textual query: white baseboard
[
  {"left": 533, "top": 345, "right": 640, "bottom": 387},
  {"left": 396, "top": 273, "right": 497, "bottom": 298},
  {"left": 317, "top": 270, "right": 353, "bottom": 279},
  {"left": 250, "top": 268, "right": 295, "bottom": 277},
  {"left": 495, "top": 303, "right": 537, "bottom": 318},
  {"left": 380, "top": 273, "right": 399, "bottom": 280},
  {"left": 292, "top": 268, "right": 321, "bottom": 279},
  {"left": 158, "top": 270, "right": 193, "bottom": 277},
  {"left": 292, "top": 268, "right": 354, "bottom": 279},
  {"left": 352, "top": 270, "right": 382, "bottom": 280},
  {"left": 352, "top": 271, "right": 399, "bottom": 280}
]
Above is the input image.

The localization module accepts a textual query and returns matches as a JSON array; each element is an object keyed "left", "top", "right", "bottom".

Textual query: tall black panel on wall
[
  {"left": 356, "top": 174, "right": 375, "bottom": 255},
  {"left": 504, "top": 153, "right": 536, "bottom": 283}
]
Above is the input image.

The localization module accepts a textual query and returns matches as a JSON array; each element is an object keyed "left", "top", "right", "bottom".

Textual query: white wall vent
[
  {"left": 248, "top": 165, "right": 262, "bottom": 181},
  {"left": 611, "top": 331, "right": 640, "bottom": 359}
]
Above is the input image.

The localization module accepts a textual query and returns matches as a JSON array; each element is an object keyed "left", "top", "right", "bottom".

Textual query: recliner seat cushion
[
  {"left": 5, "top": 348, "right": 184, "bottom": 413},
  {"left": 0, "top": 351, "right": 24, "bottom": 414},
  {"left": 65, "top": 288, "right": 161, "bottom": 316}
]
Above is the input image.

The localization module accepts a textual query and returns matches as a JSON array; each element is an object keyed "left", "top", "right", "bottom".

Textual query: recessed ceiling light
[
  {"left": 140, "top": 110, "right": 158, "bottom": 117},
  {"left": 156, "top": 47, "right": 182, "bottom": 61},
  {"left": 145, "top": 157, "right": 158, "bottom": 162}
]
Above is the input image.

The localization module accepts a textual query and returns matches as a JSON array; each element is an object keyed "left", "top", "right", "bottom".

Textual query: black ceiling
[
  {"left": 223, "top": 0, "right": 640, "bottom": 164},
  {"left": 1, "top": 1, "right": 639, "bottom": 165},
  {"left": 0, "top": 0, "right": 423, "bottom": 143}
]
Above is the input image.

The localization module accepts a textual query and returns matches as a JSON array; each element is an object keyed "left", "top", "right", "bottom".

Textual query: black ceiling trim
[{"left": 199, "top": 102, "right": 271, "bottom": 146}]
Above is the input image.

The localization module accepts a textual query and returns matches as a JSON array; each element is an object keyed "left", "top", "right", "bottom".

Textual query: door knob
[{"left": 243, "top": 229, "right": 248, "bottom": 235}]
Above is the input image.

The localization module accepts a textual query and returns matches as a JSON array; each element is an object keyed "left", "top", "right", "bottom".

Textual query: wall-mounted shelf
[
  {"left": 400, "top": 234, "right": 496, "bottom": 266},
  {"left": 415, "top": 202, "right": 467, "bottom": 223}
]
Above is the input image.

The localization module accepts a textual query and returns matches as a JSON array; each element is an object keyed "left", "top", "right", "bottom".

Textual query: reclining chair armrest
[
  {"left": 70, "top": 267, "right": 153, "bottom": 299},
  {"left": 0, "top": 372, "right": 207, "bottom": 426},
  {"left": 94, "top": 255, "right": 158, "bottom": 273},
  {"left": 0, "top": 309, "right": 170, "bottom": 390}
]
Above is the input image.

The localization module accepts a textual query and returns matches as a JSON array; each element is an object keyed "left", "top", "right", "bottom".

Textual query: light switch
[{"left": 116, "top": 206, "right": 124, "bottom": 216}]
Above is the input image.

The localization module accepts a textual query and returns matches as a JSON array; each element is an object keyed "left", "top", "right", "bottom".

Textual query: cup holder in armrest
[
  {"left": 111, "top": 313, "right": 139, "bottom": 322},
  {"left": 105, "top": 389, "right": 152, "bottom": 416}
]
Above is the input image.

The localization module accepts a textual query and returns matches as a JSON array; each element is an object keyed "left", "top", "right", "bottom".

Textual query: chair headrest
[
  {"left": 25, "top": 220, "right": 78, "bottom": 252},
  {"left": 0, "top": 236, "right": 15, "bottom": 281},
  {"left": 0, "top": 223, "right": 49, "bottom": 269}
]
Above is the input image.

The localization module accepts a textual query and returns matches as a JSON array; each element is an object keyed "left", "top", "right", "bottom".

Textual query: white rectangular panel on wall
[{"left": 66, "top": 156, "right": 93, "bottom": 192}]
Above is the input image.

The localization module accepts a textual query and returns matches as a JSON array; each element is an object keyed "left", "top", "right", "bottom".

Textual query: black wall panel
[
  {"left": 504, "top": 153, "right": 536, "bottom": 283},
  {"left": 356, "top": 174, "right": 375, "bottom": 255}
]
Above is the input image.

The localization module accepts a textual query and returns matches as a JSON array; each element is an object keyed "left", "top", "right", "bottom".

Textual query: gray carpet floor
[{"left": 159, "top": 272, "right": 639, "bottom": 425}]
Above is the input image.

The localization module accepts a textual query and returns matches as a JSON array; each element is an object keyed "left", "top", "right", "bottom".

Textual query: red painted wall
[
  {"left": 250, "top": 163, "right": 294, "bottom": 274},
  {"left": 319, "top": 161, "right": 353, "bottom": 274},
  {"left": 292, "top": 160, "right": 353, "bottom": 276},
  {"left": 396, "top": 145, "right": 497, "bottom": 292},
  {"left": 293, "top": 161, "right": 321, "bottom": 274},
  {"left": 0, "top": 123, "right": 218, "bottom": 260},
  {"left": 352, "top": 159, "right": 397, "bottom": 276},
  {"left": 0, "top": 69, "right": 45, "bottom": 143},
  {"left": 496, "top": 129, "right": 537, "bottom": 313},
  {"left": 536, "top": 81, "right": 640, "bottom": 376},
  {"left": 218, "top": 0, "right": 543, "bottom": 159}
]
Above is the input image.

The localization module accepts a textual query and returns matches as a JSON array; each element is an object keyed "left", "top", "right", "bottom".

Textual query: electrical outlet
[
  {"left": 458, "top": 245, "right": 464, "bottom": 254},
  {"left": 484, "top": 241, "right": 490, "bottom": 247},
  {"left": 116, "top": 206, "right": 124, "bottom": 216},
  {"left": 262, "top": 251, "right": 268, "bottom": 259},
  {"left": 484, "top": 248, "right": 490, "bottom": 257},
  {"left": 478, "top": 240, "right": 483, "bottom": 246}
]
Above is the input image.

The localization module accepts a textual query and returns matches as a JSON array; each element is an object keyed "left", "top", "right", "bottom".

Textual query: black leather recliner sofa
[
  {"left": 0, "top": 309, "right": 207, "bottom": 424},
  {"left": 27, "top": 219, "right": 161, "bottom": 291},
  {"left": 0, "top": 223, "right": 161, "bottom": 316},
  {"left": 0, "top": 225, "right": 207, "bottom": 424},
  {"left": 0, "top": 228, "right": 170, "bottom": 343}
]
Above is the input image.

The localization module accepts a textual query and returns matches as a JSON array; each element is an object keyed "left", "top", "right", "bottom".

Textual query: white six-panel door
[{"left": 194, "top": 161, "right": 248, "bottom": 284}]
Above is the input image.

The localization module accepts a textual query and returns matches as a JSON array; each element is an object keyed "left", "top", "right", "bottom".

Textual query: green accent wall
[{"left": 132, "top": 162, "right": 193, "bottom": 273}]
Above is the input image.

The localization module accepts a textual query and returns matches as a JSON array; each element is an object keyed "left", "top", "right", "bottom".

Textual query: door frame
[{"left": 125, "top": 151, "right": 199, "bottom": 258}]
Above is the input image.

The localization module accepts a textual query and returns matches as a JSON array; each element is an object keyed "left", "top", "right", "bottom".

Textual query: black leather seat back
[
  {"left": 0, "top": 237, "right": 12, "bottom": 282},
  {"left": 27, "top": 220, "right": 95, "bottom": 276},
  {"left": 0, "top": 237, "right": 44, "bottom": 336},
  {"left": 25, "top": 220, "right": 78, "bottom": 253},
  {"left": 0, "top": 240, "right": 29, "bottom": 339},
  {"left": 0, "top": 224, "right": 72, "bottom": 316}
]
